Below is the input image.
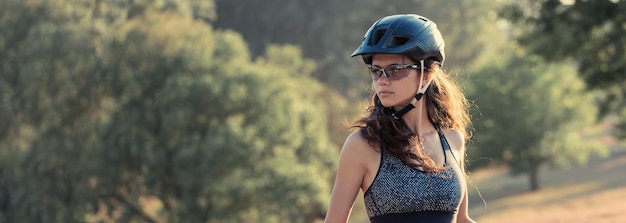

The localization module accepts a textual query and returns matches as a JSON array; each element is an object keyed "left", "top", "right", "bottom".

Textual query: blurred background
[{"left": 1, "top": 0, "right": 625, "bottom": 222}]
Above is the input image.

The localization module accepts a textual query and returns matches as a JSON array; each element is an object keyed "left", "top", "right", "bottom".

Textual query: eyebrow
[{"left": 371, "top": 63, "right": 402, "bottom": 67}]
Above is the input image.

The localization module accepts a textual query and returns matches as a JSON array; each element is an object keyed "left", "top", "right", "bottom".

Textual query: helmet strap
[{"left": 391, "top": 60, "right": 432, "bottom": 120}]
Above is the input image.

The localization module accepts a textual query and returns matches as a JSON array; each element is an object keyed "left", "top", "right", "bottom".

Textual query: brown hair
[{"left": 352, "top": 60, "right": 471, "bottom": 172}]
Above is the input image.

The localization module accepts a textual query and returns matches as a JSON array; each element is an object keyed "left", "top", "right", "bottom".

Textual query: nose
[{"left": 376, "top": 74, "right": 391, "bottom": 85}]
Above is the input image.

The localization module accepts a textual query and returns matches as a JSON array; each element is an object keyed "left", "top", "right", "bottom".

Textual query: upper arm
[
  {"left": 444, "top": 130, "right": 477, "bottom": 223},
  {"left": 324, "top": 131, "right": 372, "bottom": 223}
]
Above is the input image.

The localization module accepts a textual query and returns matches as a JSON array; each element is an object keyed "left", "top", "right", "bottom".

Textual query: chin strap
[{"left": 391, "top": 60, "right": 433, "bottom": 120}]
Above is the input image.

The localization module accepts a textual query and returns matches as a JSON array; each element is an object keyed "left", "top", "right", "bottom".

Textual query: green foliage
[
  {"left": 500, "top": 0, "right": 626, "bottom": 138},
  {"left": 0, "top": 0, "right": 336, "bottom": 222},
  {"left": 466, "top": 45, "right": 606, "bottom": 190},
  {"left": 214, "top": 0, "right": 505, "bottom": 100}
]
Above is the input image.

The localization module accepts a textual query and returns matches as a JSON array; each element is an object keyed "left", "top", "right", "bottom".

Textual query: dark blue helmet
[{"left": 351, "top": 14, "right": 445, "bottom": 65}]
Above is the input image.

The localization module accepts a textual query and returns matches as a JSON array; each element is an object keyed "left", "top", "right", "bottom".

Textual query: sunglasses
[{"left": 367, "top": 64, "right": 422, "bottom": 81}]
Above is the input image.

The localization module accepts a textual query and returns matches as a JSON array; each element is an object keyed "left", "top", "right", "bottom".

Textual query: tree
[
  {"left": 0, "top": 0, "right": 106, "bottom": 221},
  {"left": 466, "top": 45, "right": 606, "bottom": 191},
  {"left": 99, "top": 22, "right": 337, "bottom": 221},
  {"left": 0, "top": 0, "right": 337, "bottom": 222},
  {"left": 499, "top": 0, "right": 626, "bottom": 138},
  {"left": 213, "top": 0, "right": 505, "bottom": 100}
]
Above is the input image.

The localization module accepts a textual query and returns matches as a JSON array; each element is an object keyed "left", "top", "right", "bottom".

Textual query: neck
[{"left": 401, "top": 98, "right": 436, "bottom": 136}]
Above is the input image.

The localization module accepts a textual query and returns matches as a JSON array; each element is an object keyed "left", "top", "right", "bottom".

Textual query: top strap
[{"left": 437, "top": 131, "right": 461, "bottom": 166}]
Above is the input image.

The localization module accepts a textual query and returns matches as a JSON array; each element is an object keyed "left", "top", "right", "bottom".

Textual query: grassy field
[
  {"left": 347, "top": 145, "right": 626, "bottom": 223},
  {"left": 468, "top": 147, "right": 626, "bottom": 223}
]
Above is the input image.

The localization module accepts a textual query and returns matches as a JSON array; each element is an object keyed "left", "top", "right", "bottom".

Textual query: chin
[
  {"left": 379, "top": 99, "right": 399, "bottom": 108},
  {"left": 380, "top": 97, "right": 414, "bottom": 110}
]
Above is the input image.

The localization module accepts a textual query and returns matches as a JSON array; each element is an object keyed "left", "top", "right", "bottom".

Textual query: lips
[{"left": 378, "top": 91, "right": 393, "bottom": 97}]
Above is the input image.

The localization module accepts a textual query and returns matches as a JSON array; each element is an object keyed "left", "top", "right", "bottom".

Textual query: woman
[{"left": 324, "top": 14, "right": 476, "bottom": 223}]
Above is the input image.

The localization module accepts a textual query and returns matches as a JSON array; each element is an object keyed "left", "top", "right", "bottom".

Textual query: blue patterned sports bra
[{"left": 363, "top": 131, "right": 463, "bottom": 223}]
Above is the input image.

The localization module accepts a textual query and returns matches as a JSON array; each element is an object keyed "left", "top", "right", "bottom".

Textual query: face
[{"left": 370, "top": 54, "right": 425, "bottom": 109}]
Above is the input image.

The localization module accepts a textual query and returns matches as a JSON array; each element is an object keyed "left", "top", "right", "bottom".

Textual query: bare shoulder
[
  {"left": 344, "top": 130, "right": 369, "bottom": 147},
  {"left": 440, "top": 129, "right": 465, "bottom": 153},
  {"left": 340, "top": 130, "right": 379, "bottom": 165},
  {"left": 342, "top": 130, "right": 376, "bottom": 154}
]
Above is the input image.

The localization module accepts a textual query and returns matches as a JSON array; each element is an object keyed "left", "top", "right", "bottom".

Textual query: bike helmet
[{"left": 351, "top": 14, "right": 445, "bottom": 65}]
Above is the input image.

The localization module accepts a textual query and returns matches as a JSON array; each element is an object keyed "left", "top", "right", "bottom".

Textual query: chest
[{"left": 363, "top": 153, "right": 464, "bottom": 217}]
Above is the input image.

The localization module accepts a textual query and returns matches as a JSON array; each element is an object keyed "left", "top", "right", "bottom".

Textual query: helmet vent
[
  {"left": 370, "top": 28, "right": 387, "bottom": 46},
  {"left": 388, "top": 36, "right": 411, "bottom": 48}
]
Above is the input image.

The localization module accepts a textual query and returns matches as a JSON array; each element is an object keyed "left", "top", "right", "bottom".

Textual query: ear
[
  {"left": 419, "top": 70, "right": 431, "bottom": 82},
  {"left": 418, "top": 70, "right": 437, "bottom": 88},
  {"left": 424, "top": 68, "right": 440, "bottom": 81}
]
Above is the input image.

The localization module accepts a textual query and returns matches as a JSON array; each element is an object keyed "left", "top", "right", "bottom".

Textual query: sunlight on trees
[
  {"left": 1, "top": 0, "right": 336, "bottom": 222},
  {"left": 467, "top": 45, "right": 606, "bottom": 191},
  {"left": 1, "top": 0, "right": 623, "bottom": 222}
]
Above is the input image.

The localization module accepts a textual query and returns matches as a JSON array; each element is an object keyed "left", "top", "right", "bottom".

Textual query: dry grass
[{"left": 469, "top": 148, "right": 626, "bottom": 223}]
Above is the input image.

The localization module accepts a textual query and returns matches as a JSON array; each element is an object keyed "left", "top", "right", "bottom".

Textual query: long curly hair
[{"left": 352, "top": 59, "right": 471, "bottom": 172}]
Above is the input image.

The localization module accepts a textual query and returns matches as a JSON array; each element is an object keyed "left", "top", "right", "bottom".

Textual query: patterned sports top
[{"left": 363, "top": 131, "right": 464, "bottom": 223}]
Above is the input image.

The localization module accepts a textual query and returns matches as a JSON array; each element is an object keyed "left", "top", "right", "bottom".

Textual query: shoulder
[
  {"left": 344, "top": 130, "right": 370, "bottom": 148},
  {"left": 342, "top": 130, "right": 377, "bottom": 155},
  {"left": 339, "top": 130, "right": 379, "bottom": 167},
  {"left": 440, "top": 129, "right": 465, "bottom": 153}
]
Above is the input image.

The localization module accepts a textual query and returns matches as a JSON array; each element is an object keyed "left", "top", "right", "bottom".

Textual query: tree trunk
[{"left": 528, "top": 168, "right": 540, "bottom": 191}]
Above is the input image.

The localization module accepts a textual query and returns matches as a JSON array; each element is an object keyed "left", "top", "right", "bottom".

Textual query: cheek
[
  {"left": 399, "top": 85, "right": 418, "bottom": 98},
  {"left": 392, "top": 81, "right": 419, "bottom": 103},
  {"left": 403, "top": 76, "right": 420, "bottom": 92}
]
